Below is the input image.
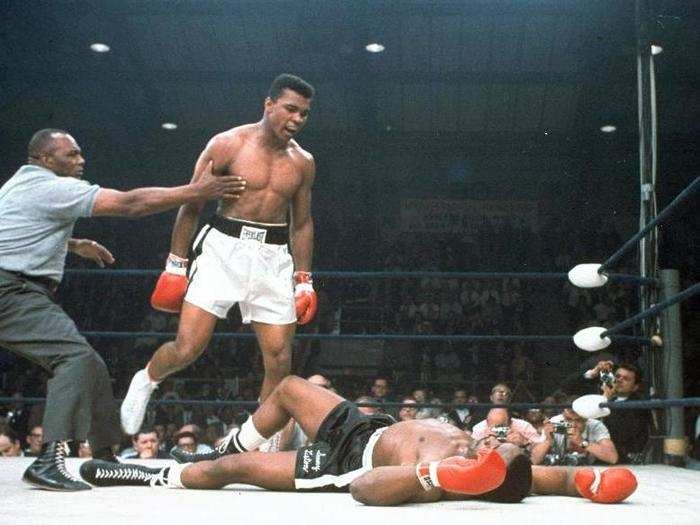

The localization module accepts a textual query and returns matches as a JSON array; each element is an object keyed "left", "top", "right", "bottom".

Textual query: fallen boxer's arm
[
  {"left": 349, "top": 465, "right": 442, "bottom": 506},
  {"left": 350, "top": 449, "right": 507, "bottom": 506}
]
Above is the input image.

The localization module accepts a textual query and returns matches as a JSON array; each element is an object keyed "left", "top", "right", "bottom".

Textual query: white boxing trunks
[{"left": 184, "top": 216, "right": 296, "bottom": 324}]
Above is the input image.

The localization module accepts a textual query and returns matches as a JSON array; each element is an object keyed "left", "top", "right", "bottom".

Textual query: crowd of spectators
[
  {"left": 2, "top": 347, "right": 698, "bottom": 464},
  {"left": 343, "top": 362, "right": 654, "bottom": 467},
  {"left": 1, "top": 213, "right": 697, "bottom": 463}
]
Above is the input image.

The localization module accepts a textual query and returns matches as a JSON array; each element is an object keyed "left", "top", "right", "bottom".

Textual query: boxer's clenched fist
[
  {"left": 575, "top": 467, "right": 637, "bottom": 503},
  {"left": 293, "top": 271, "right": 317, "bottom": 325},
  {"left": 150, "top": 253, "right": 188, "bottom": 313},
  {"left": 415, "top": 449, "right": 507, "bottom": 495}
]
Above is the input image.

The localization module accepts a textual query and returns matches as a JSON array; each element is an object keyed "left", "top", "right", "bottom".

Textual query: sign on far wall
[{"left": 400, "top": 199, "right": 539, "bottom": 234}]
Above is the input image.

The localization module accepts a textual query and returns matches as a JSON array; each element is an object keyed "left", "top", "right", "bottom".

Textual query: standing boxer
[
  {"left": 0, "top": 129, "right": 244, "bottom": 490},
  {"left": 121, "top": 74, "right": 318, "bottom": 435}
]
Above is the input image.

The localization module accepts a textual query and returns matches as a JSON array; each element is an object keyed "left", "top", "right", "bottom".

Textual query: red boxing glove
[
  {"left": 415, "top": 449, "right": 507, "bottom": 495},
  {"left": 574, "top": 467, "right": 637, "bottom": 504},
  {"left": 150, "top": 254, "right": 189, "bottom": 313},
  {"left": 293, "top": 271, "right": 317, "bottom": 325}
]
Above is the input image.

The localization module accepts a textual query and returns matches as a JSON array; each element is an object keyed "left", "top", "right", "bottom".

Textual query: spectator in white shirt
[{"left": 540, "top": 405, "right": 618, "bottom": 466}]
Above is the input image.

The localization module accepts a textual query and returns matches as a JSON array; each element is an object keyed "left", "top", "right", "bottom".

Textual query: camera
[
  {"left": 491, "top": 426, "right": 510, "bottom": 442},
  {"left": 543, "top": 451, "right": 588, "bottom": 466},
  {"left": 543, "top": 453, "right": 561, "bottom": 466},
  {"left": 564, "top": 452, "right": 588, "bottom": 466},
  {"left": 599, "top": 370, "right": 614, "bottom": 388},
  {"left": 552, "top": 421, "right": 572, "bottom": 434}
]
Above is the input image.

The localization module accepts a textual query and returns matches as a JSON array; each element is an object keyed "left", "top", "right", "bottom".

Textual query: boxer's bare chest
[
  {"left": 377, "top": 421, "right": 473, "bottom": 466},
  {"left": 216, "top": 137, "right": 305, "bottom": 221},
  {"left": 227, "top": 141, "right": 303, "bottom": 197}
]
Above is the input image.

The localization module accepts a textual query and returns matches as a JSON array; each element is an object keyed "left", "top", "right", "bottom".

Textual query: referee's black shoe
[{"left": 22, "top": 441, "right": 92, "bottom": 491}]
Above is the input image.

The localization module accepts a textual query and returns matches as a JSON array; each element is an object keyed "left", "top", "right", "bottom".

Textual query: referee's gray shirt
[{"left": 0, "top": 165, "right": 100, "bottom": 282}]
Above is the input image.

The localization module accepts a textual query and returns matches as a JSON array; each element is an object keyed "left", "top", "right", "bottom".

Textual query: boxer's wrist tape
[
  {"left": 168, "top": 253, "right": 188, "bottom": 264},
  {"left": 295, "top": 282, "right": 314, "bottom": 293},
  {"left": 166, "top": 253, "right": 188, "bottom": 275},
  {"left": 416, "top": 462, "right": 440, "bottom": 491},
  {"left": 293, "top": 271, "right": 313, "bottom": 283}
]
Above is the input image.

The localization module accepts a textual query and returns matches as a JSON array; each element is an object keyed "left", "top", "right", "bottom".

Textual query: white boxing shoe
[{"left": 120, "top": 368, "right": 158, "bottom": 435}]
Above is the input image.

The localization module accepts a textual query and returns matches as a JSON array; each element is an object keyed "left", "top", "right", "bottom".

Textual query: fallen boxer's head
[{"left": 473, "top": 441, "right": 532, "bottom": 503}]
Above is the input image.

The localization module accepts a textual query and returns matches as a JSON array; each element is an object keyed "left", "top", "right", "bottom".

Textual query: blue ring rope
[
  {"left": 1, "top": 396, "right": 697, "bottom": 410},
  {"left": 598, "top": 176, "right": 700, "bottom": 274},
  {"left": 80, "top": 331, "right": 651, "bottom": 346},
  {"left": 63, "top": 269, "right": 653, "bottom": 285},
  {"left": 600, "top": 282, "right": 700, "bottom": 338},
  {"left": 601, "top": 398, "right": 700, "bottom": 409}
]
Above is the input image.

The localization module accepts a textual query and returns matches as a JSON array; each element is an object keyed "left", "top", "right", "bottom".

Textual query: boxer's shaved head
[{"left": 481, "top": 453, "right": 532, "bottom": 503}]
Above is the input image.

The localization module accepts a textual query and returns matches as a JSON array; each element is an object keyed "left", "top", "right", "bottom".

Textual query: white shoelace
[
  {"left": 94, "top": 465, "right": 159, "bottom": 485},
  {"left": 149, "top": 468, "right": 169, "bottom": 487},
  {"left": 216, "top": 427, "right": 240, "bottom": 454},
  {"left": 54, "top": 441, "right": 80, "bottom": 482}
]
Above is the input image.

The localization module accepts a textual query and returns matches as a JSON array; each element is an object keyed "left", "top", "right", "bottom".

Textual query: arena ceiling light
[
  {"left": 600, "top": 124, "right": 617, "bottom": 133},
  {"left": 161, "top": 122, "right": 178, "bottom": 130},
  {"left": 365, "top": 43, "right": 385, "bottom": 53},
  {"left": 89, "top": 43, "right": 110, "bottom": 53}
]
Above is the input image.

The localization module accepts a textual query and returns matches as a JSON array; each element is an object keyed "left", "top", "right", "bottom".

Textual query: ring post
[
  {"left": 635, "top": 0, "right": 659, "bottom": 395},
  {"left": 660, "top": 269, "right": 685, "bottom": 466}
]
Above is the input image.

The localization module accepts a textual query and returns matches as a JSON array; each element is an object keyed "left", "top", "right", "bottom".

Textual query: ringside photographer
[
  {"left": 540, "top": 398, "right": 618, "bottom": 466},
  {"left": 471, "top": 408, "right": 551, "bottom": 464},
  {"left": 585, "top": 361, "right": 652, "bottom": 463}
]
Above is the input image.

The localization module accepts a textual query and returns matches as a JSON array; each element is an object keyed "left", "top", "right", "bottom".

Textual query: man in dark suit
[{"left": 600, "top": 363, "right": 651, "bottom": 463}]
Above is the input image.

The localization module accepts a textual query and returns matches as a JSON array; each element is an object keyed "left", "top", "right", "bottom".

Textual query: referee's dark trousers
[{"left": 0, "top": 269, "right": 121, "bottom": 449}]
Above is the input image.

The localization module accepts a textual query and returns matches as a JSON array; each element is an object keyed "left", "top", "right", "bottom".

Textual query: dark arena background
[{"left": 1, "top": 1, "right": 699, "bottom": 523}]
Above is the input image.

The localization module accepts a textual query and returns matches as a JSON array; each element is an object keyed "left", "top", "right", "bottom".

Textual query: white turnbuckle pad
[
  {"left": 572, "top": 394, "right": 611, "bottom": 419},
  {"left": 573, "top": 326, "right": 611, "bottom": 352},
  {"left": 568, "top": 264, "right": 609, "bottom": 288}
]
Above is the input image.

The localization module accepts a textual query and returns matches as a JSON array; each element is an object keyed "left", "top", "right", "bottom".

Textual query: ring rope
[
  {"left": 601, "top": 397, "right": 700, "bottom": 410},
  {"left": 600, "top": 282, "right": 700, "bottom": 338},
  {"left": 2, "top": 396, "right": 698, "bottom": 410},
  {"left": 63, "top": 268, "right": 654, "bottom": 285},
  {"left": 80, "top": 331, "right": 652, "bottom": 346},
  {"left": 598, "top": 175, "right": 700, "bottom": 274}
]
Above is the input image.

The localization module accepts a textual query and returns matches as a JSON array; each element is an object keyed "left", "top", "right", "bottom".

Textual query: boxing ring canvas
[{"left": 2, "top": 458, "right": 698, "bottom": 525}]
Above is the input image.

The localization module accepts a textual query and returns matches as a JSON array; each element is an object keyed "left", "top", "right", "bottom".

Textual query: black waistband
[
  {"left": 208, "top": 215, "right": 288, "bottom": 245},
  {"left": 0, "top": 268, "right": 59, "bottom": 293}
]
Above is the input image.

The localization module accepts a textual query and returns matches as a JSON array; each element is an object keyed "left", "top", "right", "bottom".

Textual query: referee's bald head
[{"left": 28, "top": 128, "right": 69, "bottom": 159}]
